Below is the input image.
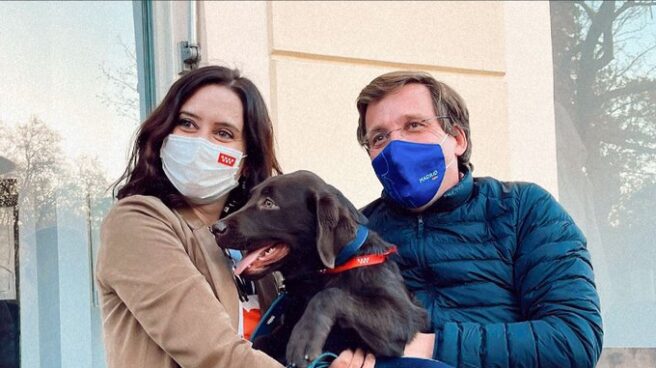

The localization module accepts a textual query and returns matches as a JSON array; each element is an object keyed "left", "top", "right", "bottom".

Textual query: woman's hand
[
  {"left": 329, "top": 348, "right": 375, "bottom": 368},
  {"left": 403, "top": 332, "right": 436, "bottom": 359}
]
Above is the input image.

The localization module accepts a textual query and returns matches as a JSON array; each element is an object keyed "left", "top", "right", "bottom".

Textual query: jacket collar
[{"left": 383, "top": 168, "right": 474, "bottom": 214}]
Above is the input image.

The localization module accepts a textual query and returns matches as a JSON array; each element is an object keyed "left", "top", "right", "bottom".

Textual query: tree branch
[
  {"left": 615, "top": 43, "right": 656, "bottom": 78},
  {"left": 603, "top": 79, "right": 656, "bottom": 101},
  {"left": 605, "top": 138, "right": 656, "bottom": 154},
  {"left": 595, "top": 23, "right": 615, "bottom": 70},
  {"left": 614, "top": 0, "right": 636, "bottom": 17},
  {"left": 575, "top": 1, "right": 596, "bottom": 19}
]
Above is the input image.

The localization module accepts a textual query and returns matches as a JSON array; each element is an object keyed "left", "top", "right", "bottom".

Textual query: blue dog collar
[
  {"left": 250, "top": 292, "right": 288, "bottom": 342},
  {"left": 334, "top": 224, "right": 369, "bottom": 266}
]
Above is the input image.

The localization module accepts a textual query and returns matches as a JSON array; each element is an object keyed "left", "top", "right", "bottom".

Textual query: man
[{"left": 355, "top": 71, "right": 603, "bottom": 368}]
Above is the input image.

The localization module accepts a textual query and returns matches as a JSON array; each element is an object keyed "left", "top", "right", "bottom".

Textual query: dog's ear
[
  {"left": 325, "top": 184, "right": 368, "bottom": 225},
  {"left": 314, "top": 190, "right": 359, "bottom": 269}
]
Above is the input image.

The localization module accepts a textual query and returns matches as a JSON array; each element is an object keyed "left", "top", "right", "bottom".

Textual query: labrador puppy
[{"left": 211, "top": 170, "right": 427, "bottom": 368}]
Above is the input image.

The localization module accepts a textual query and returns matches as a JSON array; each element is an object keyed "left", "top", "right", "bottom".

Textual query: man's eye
[
  {"left": 372, "top": 133, "right": 386, "bottom": 144},
  {"left": 407, "top": 121, "right": 424, "bottom": 130}
]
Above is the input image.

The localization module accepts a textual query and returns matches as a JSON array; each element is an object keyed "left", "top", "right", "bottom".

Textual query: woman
[{"left": 96, "top": 66, "right": 285, "bottom": 368}]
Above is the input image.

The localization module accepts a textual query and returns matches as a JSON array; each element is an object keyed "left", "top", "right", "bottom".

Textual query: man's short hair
[{"left": 356, "top": 71, "right": 473, "bottom": 171}]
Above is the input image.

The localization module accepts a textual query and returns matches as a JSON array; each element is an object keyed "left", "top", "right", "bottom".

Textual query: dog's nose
[{"left": 212, "top": 220, "right": 228, "bottom": 235}]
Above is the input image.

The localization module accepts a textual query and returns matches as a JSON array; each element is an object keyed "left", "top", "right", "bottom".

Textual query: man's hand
[
  {"left": 329, "top": 348, "right": 375, "bottom": 368},
  {"left": 403, "top": 332, "right": 435, "bottom": 359}
]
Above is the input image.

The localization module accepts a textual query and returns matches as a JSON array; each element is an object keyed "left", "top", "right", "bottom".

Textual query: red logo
[{"left": 218, "top": 153, "right": 237, "bottom": 167}]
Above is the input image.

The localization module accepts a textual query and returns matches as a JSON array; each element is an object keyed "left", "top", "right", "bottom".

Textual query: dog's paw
[{"left": 286, "top": 323, "right": 325, "bottom": 368}]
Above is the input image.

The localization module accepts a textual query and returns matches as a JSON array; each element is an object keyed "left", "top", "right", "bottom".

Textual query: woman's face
[{"left": 173, "top": 84, "right": 245, "bottom": 153}]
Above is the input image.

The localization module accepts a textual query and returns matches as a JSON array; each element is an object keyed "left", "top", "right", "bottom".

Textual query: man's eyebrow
[
  {"left": 367, "top": 124, "right": 386, "bottom": 134},
  {"left": 402, "top": 113, "right": 429, "bottom": 121},
  {"left": 368, "top": 114, "right": 427, "bottom": 132}
]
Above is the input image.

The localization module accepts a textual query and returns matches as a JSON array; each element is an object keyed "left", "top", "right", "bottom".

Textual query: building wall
[{"left": 199, "top": 0, "right": 558, "bottom": 208}]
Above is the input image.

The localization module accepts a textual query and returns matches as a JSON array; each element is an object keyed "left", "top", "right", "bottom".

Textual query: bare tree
[
  {"left": 70, "top": 155, "right": 110, "bottom": 228},
  {"left": 97, "top": 35, "right": 140, "bottom": 123},
  {"left": 0, "top": 117, "right": 110, "bottom": 228},
  {"left": 551, "top": 0, "right": 656, "bottom": 229},
  {"left": 551, "top": 0, "right": 656, "bottom": 349},
  {"left": 0, "top": 117, "right": 65, "bottom": 227}
]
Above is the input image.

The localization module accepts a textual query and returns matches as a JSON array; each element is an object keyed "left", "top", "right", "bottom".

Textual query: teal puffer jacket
[{"left": 362, "top": 170, "right": 603, "bottom": 368}]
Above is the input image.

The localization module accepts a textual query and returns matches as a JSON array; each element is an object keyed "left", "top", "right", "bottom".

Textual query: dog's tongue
[{"left": 234, "top": 247, "right": 269, "bottom": 276}]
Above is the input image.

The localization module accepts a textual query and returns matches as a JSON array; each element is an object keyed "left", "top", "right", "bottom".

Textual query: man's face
[
  {"left": 364, "top": 83, "right": 465, "bottom": 158},
  {"left": 364, "top": 83, "right": 467, "bottom": 205}
]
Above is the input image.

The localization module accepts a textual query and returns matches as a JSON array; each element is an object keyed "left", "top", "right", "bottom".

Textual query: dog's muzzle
[{"left": 212, "top": 220, "right": 228, "bottom": 235}]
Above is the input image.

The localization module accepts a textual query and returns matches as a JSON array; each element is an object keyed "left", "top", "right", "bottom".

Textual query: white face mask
[{"left": 160, "top": 134, "right": 246, "bottom": 204}]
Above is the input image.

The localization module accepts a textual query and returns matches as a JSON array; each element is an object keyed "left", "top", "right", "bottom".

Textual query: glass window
[
  {"left": 551, "top": 0, "right": 656, "bottom": 354},
  {"left": 0, "top": 2, "right": 151, "bottom": 367}
]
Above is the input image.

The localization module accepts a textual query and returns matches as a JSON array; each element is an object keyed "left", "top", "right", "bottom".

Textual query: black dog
[{"left": 211, "top": 171, "right": 427, "bottom": 368}]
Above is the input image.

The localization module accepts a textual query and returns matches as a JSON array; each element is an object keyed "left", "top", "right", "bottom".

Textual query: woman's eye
[
  {"left": 215, "top": 129, "right": 235, "bottom": 140},
  {"left": 408, "top": 121, "right": 422, "bottom": 129},
  {"left": 177, "top": 118, "right": 196, "bottom": 129}
]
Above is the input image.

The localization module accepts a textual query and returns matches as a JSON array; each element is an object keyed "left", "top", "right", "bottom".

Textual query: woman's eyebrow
[
  {"left": 179, "top": 111, "right": 241, "bottom": 132},
  {"left": 179, "top": 110, "right": 199, "bottom": 119}
]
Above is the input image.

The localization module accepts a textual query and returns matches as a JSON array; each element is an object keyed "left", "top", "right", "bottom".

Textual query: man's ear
[
  {"left": 314, "top": 191, "right": 358, "bottom": 269},
  {"left": 453, "top": 125, "right": 467, "bottom": 157}
]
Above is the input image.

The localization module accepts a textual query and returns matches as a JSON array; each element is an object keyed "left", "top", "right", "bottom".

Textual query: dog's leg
[
  {"left": 253, "top": 322, "right": 294, "bottom": 363},
  {"left": 286, "top": 288, "right": 349, "bottom": 368}
]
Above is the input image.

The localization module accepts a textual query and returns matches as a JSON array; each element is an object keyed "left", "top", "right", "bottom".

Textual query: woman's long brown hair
[{"left": 112, "top": 66, "right": 282, "bottom": 209}]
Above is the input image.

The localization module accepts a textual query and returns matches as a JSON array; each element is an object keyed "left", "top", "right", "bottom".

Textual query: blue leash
[
  {"left": 307, "top": 352, "right": 339, "bottom": 368},
  {"left": 286, "top": 352, "right": 338, "bottom": 368}
]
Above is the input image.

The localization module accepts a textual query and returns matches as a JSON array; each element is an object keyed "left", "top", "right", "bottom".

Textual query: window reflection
[
  {"left": 551, "top": 0, "right": 656, "bottom": 352},
  {"left": 0, "top": 2, "right": 141, "bottom": 367}
]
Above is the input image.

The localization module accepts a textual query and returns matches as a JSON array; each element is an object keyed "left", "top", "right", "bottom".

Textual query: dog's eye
[{"left": 262, "top": 198, "right": 278, "bottom": 209}]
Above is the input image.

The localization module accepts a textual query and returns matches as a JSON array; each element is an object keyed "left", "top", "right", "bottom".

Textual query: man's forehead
[{"left": 365, "top": 85, "right": 434, "bottom": 129}]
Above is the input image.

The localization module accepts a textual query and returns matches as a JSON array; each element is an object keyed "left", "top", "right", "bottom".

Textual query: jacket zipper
[{"left": 417, "top": 214, "right": 424, "bottom": 238}]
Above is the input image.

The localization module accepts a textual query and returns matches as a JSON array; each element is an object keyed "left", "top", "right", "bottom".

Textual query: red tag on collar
[{"left": 320, "top": 246, "right": 397, "bottom": 275}]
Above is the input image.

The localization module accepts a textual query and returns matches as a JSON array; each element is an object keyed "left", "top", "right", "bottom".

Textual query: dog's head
[{"left": 211, "top": 170, "right": 367, "bottom": 280}]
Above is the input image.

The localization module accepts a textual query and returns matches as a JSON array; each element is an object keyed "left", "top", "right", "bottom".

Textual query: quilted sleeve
[{"left": 433, "top": 184, "right": 603, "bottom": 367}]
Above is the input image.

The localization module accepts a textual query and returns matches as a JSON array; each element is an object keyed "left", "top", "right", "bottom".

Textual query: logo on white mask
[{"left": 218, "top": 153, "right": 237, "bottom": 167}]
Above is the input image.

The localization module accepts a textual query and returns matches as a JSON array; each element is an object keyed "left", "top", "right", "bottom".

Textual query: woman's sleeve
[
  {"left": 96, "top": 197, "right": 283, "bottom": 368},
  {"left": 432, "top": 184, "right": 603, "bottom": 367}
]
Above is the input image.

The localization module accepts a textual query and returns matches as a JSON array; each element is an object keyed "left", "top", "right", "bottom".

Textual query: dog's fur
[{"left": 211, "top": 171, "right": 427, "bottom": 367}]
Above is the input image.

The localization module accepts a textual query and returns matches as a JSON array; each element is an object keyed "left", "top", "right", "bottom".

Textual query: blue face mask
[{"left": 371, "top": 138, "right": 453, "bottom": 209}]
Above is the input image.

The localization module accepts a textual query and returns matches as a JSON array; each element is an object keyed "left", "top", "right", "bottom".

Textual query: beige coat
[{"left": 96, "top": 195, "right": 284, "bottom": 368}]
